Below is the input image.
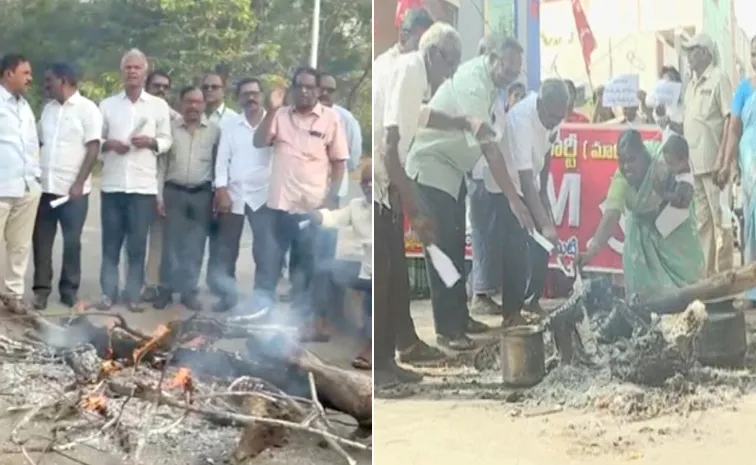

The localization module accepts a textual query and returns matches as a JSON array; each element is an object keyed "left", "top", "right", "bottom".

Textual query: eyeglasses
[
  {"left": 320, "top": 87, "right": 337, "bottom": 94},
  {"left": 202, "top": 84, "right": 222, "bottom": 91},
  {"left": 152, "top": 83, "right": 170, "bottom": 90}
]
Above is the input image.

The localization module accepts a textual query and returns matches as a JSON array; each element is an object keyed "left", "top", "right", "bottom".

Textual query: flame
[
  {"left": 100, "top": 360, "right": 121, "bottom": 376},
  {"left": 81, "top": 395, "right": 108, "bottom": 415},
  {"left": 167, "top": 367, "right": 194, "bottom": 392},
  {"left": 133, "top": 324, "right": 172, "bottom": 364}
]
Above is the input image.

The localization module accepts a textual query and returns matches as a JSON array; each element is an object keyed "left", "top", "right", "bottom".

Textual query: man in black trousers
[{"left": 33, "top": 62, "right": 102, "bottom": 309}]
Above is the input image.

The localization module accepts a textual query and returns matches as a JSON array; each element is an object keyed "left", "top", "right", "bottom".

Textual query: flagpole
[{"left": 310, "top": 0, "right": 321, "bottom": 68}]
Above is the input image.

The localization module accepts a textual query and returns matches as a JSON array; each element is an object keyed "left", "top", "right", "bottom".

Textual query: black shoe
[
  {"left": 466, "top": 317, "right": 490, "bottom": 334},
  {"left": 152, "top": 291, "right": 172, "bottom": 310},
  {"left": 180, "top": 294, "right": 202, "bottom": 311},
  {"left": 125, "top": 301, "right": 145, "bottom": 313},
  {"left": 96, "top": 296, "right": 114, "bottom": 311},
  {"left": 60, "top": 295, "right": 77, "bottom": 308},
  {"left": 141, "top": 286, "right": 159, "bottom": 302},
  {"left": 212, "top": 298, "right": 236, "bottom": 313},
  {"left": 32, "top": 294, "right": 48, "bottom": 310},
  {"left": 436, "top": 334, "right": 476, "bottom": 351}
]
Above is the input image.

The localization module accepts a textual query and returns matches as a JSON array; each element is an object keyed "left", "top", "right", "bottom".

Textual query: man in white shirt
[
  {"left": 375, "top": 24, "right": 479, "bottom": 384},
  {"left": 142, "top": 69, "right": 179, "bottom": 303},
  {"left": 0, "top": 54, "right": 41, "bottom": 301},
  {"left": 491, "top": 79, "right": 568, "bottom": 325},
  {"left": 374, "top": 8, "right": 434, "bottom": 87},
  {"left": 203, "top": 71, "right": 241, "bottom": 298},
  {"left": 97, "top": 49, "right": 172, "bottom": 312},
  {"left": 32, "top": 62, "right": 102, "bottom": 310},
  {"left": 213, "top": 77, "right": 274, "bottom": 313}
]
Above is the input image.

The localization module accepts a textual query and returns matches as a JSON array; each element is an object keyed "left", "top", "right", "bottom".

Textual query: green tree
[{"left": 0, "top": 0, "right": 372, "bottom": 154}]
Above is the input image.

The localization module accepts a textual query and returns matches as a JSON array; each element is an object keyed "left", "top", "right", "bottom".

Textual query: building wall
[
  {"left": 539, "top": 0, "right": 741, "bottom": 91},
  {"left": 458, "top": 0, "right": 487, "bottom": 60}
]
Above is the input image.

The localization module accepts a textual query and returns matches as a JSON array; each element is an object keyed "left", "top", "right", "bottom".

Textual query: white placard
[
  {"left": 602, "top": 74, "right": 640, "bottom": 108},
  {"left": 652, "top": 80, "right": 682, "bottom": 107}
]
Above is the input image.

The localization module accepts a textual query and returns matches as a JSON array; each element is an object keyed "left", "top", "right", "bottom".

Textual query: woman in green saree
[{"left": 578, "top": 130, "right": 705, "bottom": 296}]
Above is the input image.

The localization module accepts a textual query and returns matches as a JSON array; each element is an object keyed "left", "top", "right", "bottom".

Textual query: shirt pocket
[
  {"left": 57, "top": 115, "right": 84, "bottom": 144},
  {"left": 300, "top": 132, "right": 328, "bottom": 161},
  {"left": 694, "top": 83, "right": 718, "bottom": 119}
]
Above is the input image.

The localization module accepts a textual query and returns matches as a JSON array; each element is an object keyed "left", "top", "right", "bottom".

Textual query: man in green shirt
[{"left": 401, "top": 37, "right": 534, "bottom": 351}]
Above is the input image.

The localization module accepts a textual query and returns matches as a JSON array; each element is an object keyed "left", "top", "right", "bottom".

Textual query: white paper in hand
[
  {"left": 50, "top": 196, "right": 70, "bottom": 209},
  {"left": 602, "top": 74, "right": 640, "bottom": 108},
  {"left": 655, "top": 205, "right": 688, "bottom": 238},
  {"left": 530, "top": 230, "right": 555, "bottom": 253},
  {"left": 427, "top": 244, "right": 461, "bottom": 288}
]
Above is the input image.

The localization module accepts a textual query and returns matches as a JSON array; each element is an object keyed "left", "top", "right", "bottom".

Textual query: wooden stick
[
  {"left": 106, "top": 381, "right": 369, "bottom": 451},
  {"left": 637, "top": 262, "right": 756, "bottom": 315}
]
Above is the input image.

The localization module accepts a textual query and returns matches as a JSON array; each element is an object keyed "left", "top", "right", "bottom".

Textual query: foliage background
[{"left": 0, "top": 0, "right": 372, "bottom": 154}]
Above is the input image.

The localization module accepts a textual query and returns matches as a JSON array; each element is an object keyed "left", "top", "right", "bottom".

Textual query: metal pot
[
  {"left": 500, "top": 325, "right": 546, "bottom": 387},
  {"left": 695, "top": 310, "right": 747, "bottom": 369}
]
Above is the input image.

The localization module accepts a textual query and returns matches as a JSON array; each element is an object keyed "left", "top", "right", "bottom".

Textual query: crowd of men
[
  {"left": 373, "top": 9, "right": 567, "bottom": 387},
  {"left": 0, "top": 49, "right": 372, "bottom": 367},
  {"left": 374, "top": 6, "right": 737, "bottom": 389}
]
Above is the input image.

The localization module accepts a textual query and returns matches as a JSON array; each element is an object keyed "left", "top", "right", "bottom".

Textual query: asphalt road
[{"left": 0, "top": 178, "right": 366, "bottom": 356}]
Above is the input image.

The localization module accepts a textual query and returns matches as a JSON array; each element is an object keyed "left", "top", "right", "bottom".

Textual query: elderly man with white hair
[
  {"left": 97, "top": 49, "right": 172, "bottom": 312},
  {"left": 374, "top": 22, "right": 473, "bottom": 387},
  {"left": 483, "top": 78, "right": 568, "bottom": 325},
  {"left": 398, "top": 35, "right": 533, "bottom": 353},
  {"left": 682, "top": 33, "right": 734, "bottom": 276}
]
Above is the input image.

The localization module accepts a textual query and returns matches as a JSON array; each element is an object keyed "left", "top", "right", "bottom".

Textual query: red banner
[{"left": 404, "top": 124, "right": 664, "bottom": 274}]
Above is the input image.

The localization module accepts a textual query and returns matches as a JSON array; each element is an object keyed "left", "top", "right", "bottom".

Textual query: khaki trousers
[
  {"left": 694, "top": 174, "right": 734, "bottom": 276},
  {"left": 0, "top": 188, "right": 42, "bottom": 297},
  {"left": 145, "top": 217, "right": 163, "bottom": 287}
]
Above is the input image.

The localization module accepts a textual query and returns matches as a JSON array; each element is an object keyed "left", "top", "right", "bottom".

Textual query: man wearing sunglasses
[
  {"left": 486, "top": 78, "right": 568, "bottom": 326},
  {"left": 202, "top": 71, "right": 241, "bottom": 299}
]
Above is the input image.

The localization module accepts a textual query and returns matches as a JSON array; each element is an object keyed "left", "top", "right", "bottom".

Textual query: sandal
[
  {"left": 351, "top": 355, "right": 372, "bottom": 370},
  {"left": 397, "top": 340, "right": 446, "bottom": 364}
]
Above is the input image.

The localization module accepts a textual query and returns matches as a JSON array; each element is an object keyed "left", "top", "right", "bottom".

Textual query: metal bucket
[
  {"left": 695, "top": 310, "right": 747, "bottom": 369},
  {"left": 500, "top": 325, "right": 546, "bottom": 387}
]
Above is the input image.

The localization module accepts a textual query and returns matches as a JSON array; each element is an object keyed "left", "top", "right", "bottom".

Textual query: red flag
[
  {"left": 571, "top": 0, "right": 596, "bottom": 75},
  {"left": 395, "top": 0, "right": 424, "bottom": 29}
]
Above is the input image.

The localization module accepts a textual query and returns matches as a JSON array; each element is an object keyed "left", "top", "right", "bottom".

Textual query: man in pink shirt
[{"left": 253, "top": 67, "right": 348, "bottom": 340}]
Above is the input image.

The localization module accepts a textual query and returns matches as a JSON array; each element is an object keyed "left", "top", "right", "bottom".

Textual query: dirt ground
[
  {"left": 0, "top": 184, "right": 372, "bottom": 464},
  {"left": 374, "top": 299, "right": 756, "bottom": 465}
]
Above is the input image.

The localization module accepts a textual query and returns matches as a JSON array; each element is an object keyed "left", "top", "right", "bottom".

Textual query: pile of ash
[{"left": 422, "top": 279, "right": 756, "bottom": 420}]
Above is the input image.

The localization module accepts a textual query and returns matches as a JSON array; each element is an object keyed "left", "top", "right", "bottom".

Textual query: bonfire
[{"left": 0, "top": 293, "right": 371, "bottom": 465}]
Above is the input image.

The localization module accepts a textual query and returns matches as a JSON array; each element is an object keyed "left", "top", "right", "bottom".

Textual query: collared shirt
[
  {"left": 99, "top": 90, "right": 172, "bottom": 194},
  {"left": 38, "top": 91, "right": 102, "bottom": 196},
  {"left": 375, "top": 50, "right": 432, "bottom": 207},
  {"left": 683, "top": 65, "right": 732, "bottom": 174},
  {"left": 333, "top": 104, "right": 363, "bottom": 198},
  {"left": 319, "top": 197, "right": 372, "bottom": 279},
  {"left": 0, "top": 84, "right": 39, "bottom": 198},
  {"left": 207, "top": 103, "right": 238, "bottom": 129},
  {"left": 484, "top": 93, "right": 554, "bottom": 195},
  {"left": 264, "top": 103, "right": 349, "bottom": 214},
  {"left": 405, "top": 56, "right": 498, "bottom": 199},
  {"left": 215, "top": 113, "right": 272, "bottom": 214},
  {"left": 161, "top": 116, "right": 220, "bottom": 188}
]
